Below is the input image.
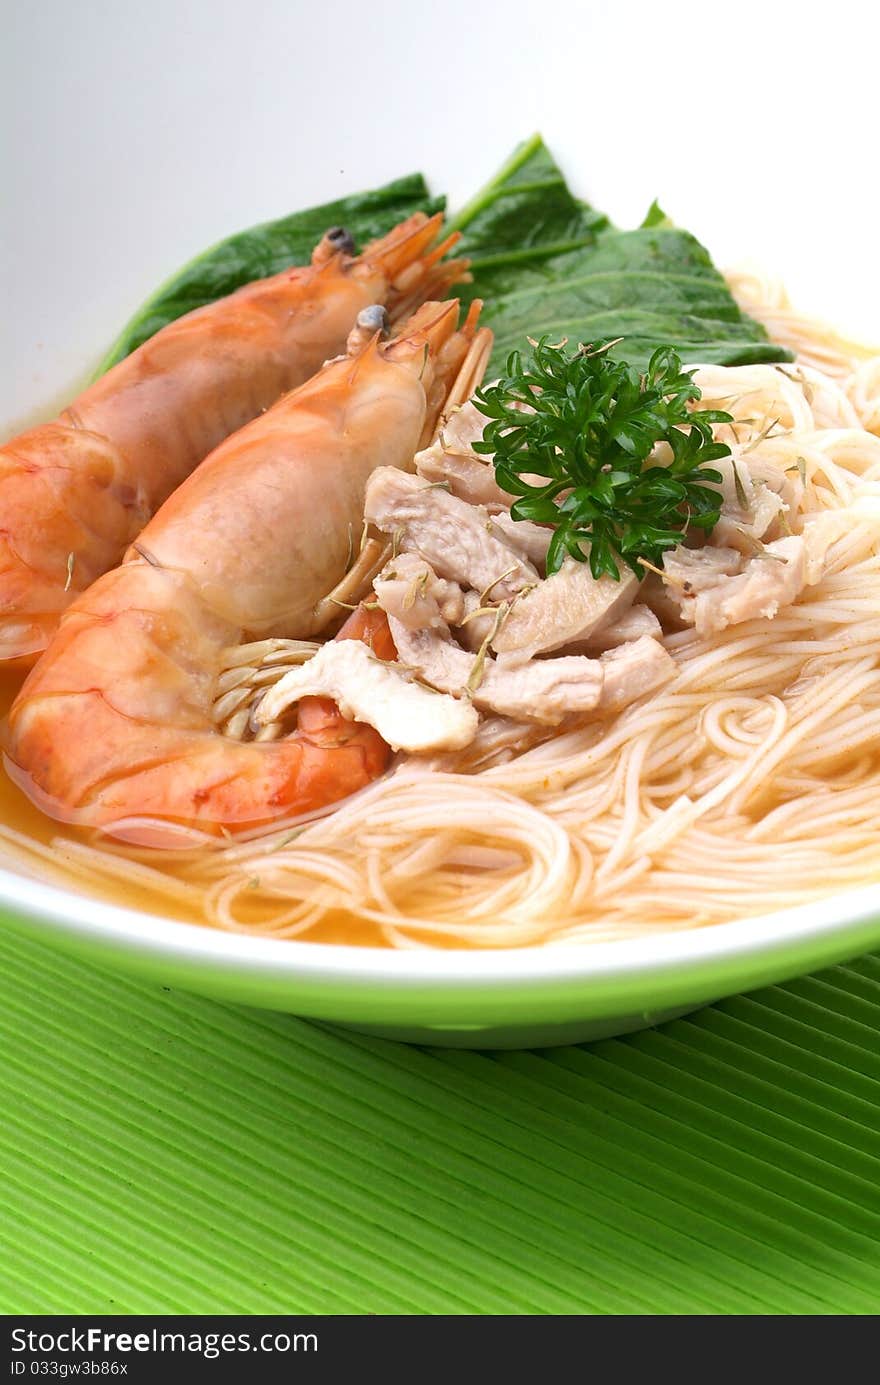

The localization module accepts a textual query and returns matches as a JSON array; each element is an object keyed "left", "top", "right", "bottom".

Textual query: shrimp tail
[{"left": 3, "top": 588, "right": 395, "bottom": 846}]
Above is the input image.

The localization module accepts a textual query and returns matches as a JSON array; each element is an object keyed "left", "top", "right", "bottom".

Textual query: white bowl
[
  {"left": 3, "top": 869, "right": 880, "bottom": 1046},
  {"left": 3, "top": 0, "right": 878, "bottom": 1045}
]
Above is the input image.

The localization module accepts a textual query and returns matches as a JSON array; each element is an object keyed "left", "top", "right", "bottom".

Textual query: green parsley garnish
[{"left": 472, "top": 337, "right": 733, "bottom": 579}]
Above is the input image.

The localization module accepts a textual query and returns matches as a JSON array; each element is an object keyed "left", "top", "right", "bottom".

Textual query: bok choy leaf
[{"left": 98, "top": 137, "right": 789, "bottom": 376}]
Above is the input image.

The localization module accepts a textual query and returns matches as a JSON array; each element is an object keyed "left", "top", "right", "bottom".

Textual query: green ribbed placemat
[{"left": 3, "top": 928, "right": 880, "bottom": 1314}]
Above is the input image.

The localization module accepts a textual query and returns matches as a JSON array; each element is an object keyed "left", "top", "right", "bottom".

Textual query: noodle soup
[{"left": 2, "top": 277, "right": 880, "bottom": 949}]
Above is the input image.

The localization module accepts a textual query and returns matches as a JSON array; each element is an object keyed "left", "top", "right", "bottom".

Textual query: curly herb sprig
[{"left": 472, "top": 337, "right": 733, "bottom": 579}]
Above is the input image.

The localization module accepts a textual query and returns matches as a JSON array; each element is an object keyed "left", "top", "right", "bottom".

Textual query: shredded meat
[
  {"left": 583, "top": 603, "right": 663, "bottom": 650},
  {"left": 414, "top": 401, "right": 512, "bottom": 509},
  {"left": 455, "top": 589, "right": 496, "bottom": 653},
  {"left": 437, "top": 399, "right": 489, "bottom": 454},
  {"left": 663, "top": 544, "right": 744, "bottom": 591},
  {"left": 492, "top": 557, "right": 640, "bottom": 663},
  {"left": 388, "top": 616, "right": 674, "bottom": 726},
  {"left": 365, "top": 468, "right": 538, "bottom": 600},
  {"left": 255, "top": 639, "right": 478, "bottom": 753},
  {"left": 745, "top": 455, "right": 804, "bottom": 522},
  {"left": 387, "top": 616, "right": 604, "bottom": 725},
  {"left": 665, "top": 537, "right": 809, "bottom": 635},
  {"left": 486, "top": 510, "right": 552, "bottom": 567},
  {"left": 373, "top": 553, "right": 465, "bottom": 631},
  {"left": 598, "top": 636, "right": 676, "bottom": 710},
  {"left": 708, "top": 456, "right": 787, "bottom": 553}
]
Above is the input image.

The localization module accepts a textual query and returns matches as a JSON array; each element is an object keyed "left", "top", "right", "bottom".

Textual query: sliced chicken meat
[
  {"left": 715, "top": 457, "right": 787, "bottom": 548},
  {"left": 365, "top": 468, "right": 538, "bottom": 600},
  {"left": 598, "top": 636, "right": 677, "bottom": 711},
  {"left": 486, "top": 510, "right": 552, "bottom": 568},
  {"left": 709, "top": 456, "right": 788, "bottom": 553},
  {"left": 455, "top": 589, "right": 497, "bottom": 653},
  {"left": 492, "top": 557, "right": 640, "bottom": 663},
  {"left": 387, "top": 616, "right": 604, "bottom": 725},
  {"left": 255, "top": 638, "right": 479, "bottom": 753},
  {"left": 747, "top": 454, "right": 804, "bottom": 518},
  {"left": 663, "top": 544, "right": 745, "bottom": 592},
  {"left": 415, "top": 402, "right": 512, "bottom": 509},
  {"left": 583, "top": 603, "right": 663, "bottom": 651},
  {"left": 437, "top": 399, "right": 489, "bottom": 453},
  {"left": 373, "top": 553, "right": 465, "bottom": 631},
  {"left": 415, "top": 446, "right": 513, "bottom": 509},
  {"left": 653, "top": 544, "right": 746, "bottom": 631},
  {"left": 665, "top": 536, "right": 809, "bottom": 635}
]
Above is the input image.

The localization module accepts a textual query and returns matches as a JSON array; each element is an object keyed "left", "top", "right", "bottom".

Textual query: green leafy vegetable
[
  {"left": 640, "top": 199, "right": 672, "bottom": 230},
  {"left": 473, "top": 336, "right": 733, "bottom": 579},
  {"left": 97, "top": 134, "right": 791, "bottom": 380},
  {"left": 97, "top": 175, "right": 442, "bottom": 372},
  {"left": 448, "top": 137, "right": 608, "bottom": 266},
  {"left": 453, "top": 135, "right": 791, "bottom": 372}
]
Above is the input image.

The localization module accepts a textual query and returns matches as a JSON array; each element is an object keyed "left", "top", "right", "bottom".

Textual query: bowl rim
[{"left": 3, "top": 858, "right": 880, "bottom": 991}]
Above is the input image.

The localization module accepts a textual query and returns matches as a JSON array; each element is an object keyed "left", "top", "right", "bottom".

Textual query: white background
[{"left": 3, "top": 0, "right": 878, "bottom": 430}]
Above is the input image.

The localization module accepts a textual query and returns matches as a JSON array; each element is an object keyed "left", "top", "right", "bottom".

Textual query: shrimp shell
[
  {"left": 6, "top": 301, "right": 492, "bottom": 841},
  {"left": 0, "top": 212, "right": 467, "bottom": 664}
]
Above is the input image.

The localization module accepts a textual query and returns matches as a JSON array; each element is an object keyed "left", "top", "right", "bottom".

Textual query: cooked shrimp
[
  {"left": 0, "top": 212, "right": 466, "bottom": 665},
  {"left": 5, "top": 300, "right": 492, "bottom": 843}
]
